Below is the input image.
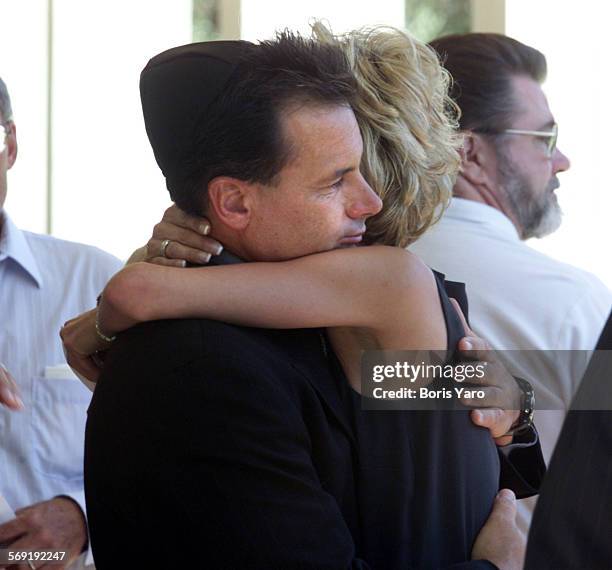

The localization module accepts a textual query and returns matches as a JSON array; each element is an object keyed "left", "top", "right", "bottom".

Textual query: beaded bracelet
[{"left": 95, "top": 309, "right": 116, "bottom": 344}]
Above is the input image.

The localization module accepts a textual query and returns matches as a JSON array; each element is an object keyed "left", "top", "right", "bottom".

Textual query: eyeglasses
[
  {"left": 503, "top": 123, "right": 558, "bottom": 157},
  {"left": 474, "top": 123, "right": 558, "bottom": 157}
]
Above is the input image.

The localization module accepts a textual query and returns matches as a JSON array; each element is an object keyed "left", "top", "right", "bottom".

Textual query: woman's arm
[
  {"left": 60, "top": 245, "right": 446, "bottom": 383},
  {"left": 99, "top": 245, "right": 443, "bottom": 342}
]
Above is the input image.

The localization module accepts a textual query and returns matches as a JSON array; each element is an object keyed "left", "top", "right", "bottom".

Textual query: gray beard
[{"left": 497, "top": 152, "right": 562, "bottom": 240}]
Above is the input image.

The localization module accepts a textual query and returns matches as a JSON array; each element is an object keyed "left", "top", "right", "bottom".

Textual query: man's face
[
  {"left": 242, "top": 104, "right": 383, "bottom": 261},
  {"left": 495, "top": 76, "right": 570, "bottom": 239}
]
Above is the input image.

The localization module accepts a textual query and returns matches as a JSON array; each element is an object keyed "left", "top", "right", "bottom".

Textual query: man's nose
[
  {"left": 553, "top": 146, "right": 570, "bottom": 174},
  {"left": 347, "top": 176, "right": 383, "bottom": 219}
]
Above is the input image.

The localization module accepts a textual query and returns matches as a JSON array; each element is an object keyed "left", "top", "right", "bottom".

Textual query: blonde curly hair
[{"left": 312, "top": 23, "right": 462, "bottom": 247}]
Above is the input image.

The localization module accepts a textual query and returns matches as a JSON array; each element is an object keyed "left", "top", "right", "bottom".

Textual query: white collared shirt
[
  {"left": 0, "top": 212, "right": 122, "bottom": 567},
  {"left": 410, "top": 198, "right": 611, "bottom": 532}
]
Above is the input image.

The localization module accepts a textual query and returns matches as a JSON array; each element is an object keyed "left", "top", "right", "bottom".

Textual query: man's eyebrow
[{"left": 315, "top": 166, "right": 356, "bottom": 186}]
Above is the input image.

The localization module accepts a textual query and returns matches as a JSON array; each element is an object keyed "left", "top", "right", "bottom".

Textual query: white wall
[
  {"left": 0, "top": 0, "right": 49, "bottom": 233},
  {"left": 1, "top": 0, "right": 192, "bottom": 260}
]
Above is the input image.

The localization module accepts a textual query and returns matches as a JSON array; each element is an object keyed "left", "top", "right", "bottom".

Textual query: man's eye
[
  {"left": 537, "top": 137, "right": 550, "bottom": 148},
  {"left": 331, "top": 178, "right": 343, "bottom": 189}
]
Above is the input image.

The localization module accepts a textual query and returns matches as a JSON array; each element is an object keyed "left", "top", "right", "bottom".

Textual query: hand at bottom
[
  {"left": 0, "top": 497, "right": 87, "bottom": 569},
  {"left": 472, "top": 489, "right": 525, "bottom": 570}
]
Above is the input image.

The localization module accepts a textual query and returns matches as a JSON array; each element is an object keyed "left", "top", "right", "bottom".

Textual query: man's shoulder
[
  {"left": 94, "top": 318, "right": 331, "bottom": 422},
  {"left": 415, "top": 216, "right": 609, "bottom": 298},
  {"left": 519, "top": 245, "right": 610, "bottom": 298},
  {"left": 108, "top": 317, "right": 324, "bottom": 380}
]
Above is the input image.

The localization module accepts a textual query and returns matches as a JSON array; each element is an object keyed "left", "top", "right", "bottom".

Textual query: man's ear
[
  {"left": 5, "top": 122, "right": 18, "bottom": 169},
  {"left": 207, "top": 176, "right": 252, "bottom": 230},
  {"left": 460, "top": 132, "right": 494, "bottom": 186}
]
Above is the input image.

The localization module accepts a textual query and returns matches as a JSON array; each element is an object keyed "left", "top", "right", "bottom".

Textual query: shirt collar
[
  {"left": 446, "top": 198, "right": 521, "bottom": 241},
  {"left": 0, "top": 211, "right": 43, "bottom": 287}
]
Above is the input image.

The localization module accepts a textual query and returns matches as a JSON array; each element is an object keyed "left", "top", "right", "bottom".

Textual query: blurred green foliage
[
  {"left": 193, "top": 0, "right": 220, "bottom": 42},
  {"left": 405, "top": 0, "right": 471, "bottom": 42}
]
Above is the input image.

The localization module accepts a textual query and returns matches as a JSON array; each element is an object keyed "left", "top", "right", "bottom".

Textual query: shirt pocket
[{"left": 30, "top": 373, "right": 92, "bottom": 482}]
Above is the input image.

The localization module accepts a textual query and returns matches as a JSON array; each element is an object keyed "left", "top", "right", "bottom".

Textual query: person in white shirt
[
  {"left": 409, "top": 33, "right": 611, "bottom": 534},
  {"left": 0, "top": 76, "right": 122, "bottom": 569}
]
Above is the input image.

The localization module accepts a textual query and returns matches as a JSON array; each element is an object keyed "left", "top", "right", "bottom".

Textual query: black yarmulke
[{"left": 140, "top": 40, "right": 254, "bottom": 194}]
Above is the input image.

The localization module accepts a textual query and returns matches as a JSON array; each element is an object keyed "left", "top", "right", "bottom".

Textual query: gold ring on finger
[{"left": 160, "top": 239, "right": 171, "bottom": 258}]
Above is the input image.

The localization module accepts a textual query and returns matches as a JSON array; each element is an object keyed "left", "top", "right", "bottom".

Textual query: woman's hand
[
  {"left": 0, "top": 364, "right": 23, "bottom": 411},
  {"left": 60, "top": 309, "right": 111, "bottom": 384},
  {"left": 130, "top": 205, "right": 224, "bottom": 267}
]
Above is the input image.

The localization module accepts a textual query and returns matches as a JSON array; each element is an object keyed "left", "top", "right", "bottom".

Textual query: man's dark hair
[
  {"left": 429, "top": 33, "right": 547, "bottom": 133},
  {"left": 172, "top": 31, "right": 356, "bottom": 215},
  {"left": 0, "top": 76, "right": 13, "bottom": 124}
]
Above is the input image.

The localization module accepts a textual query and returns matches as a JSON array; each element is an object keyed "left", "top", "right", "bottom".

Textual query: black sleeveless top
[{"left": 339, "top": 270, "right": 499, "bottom": 569}]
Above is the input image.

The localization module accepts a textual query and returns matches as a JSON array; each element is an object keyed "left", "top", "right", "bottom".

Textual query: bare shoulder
[
  {"left": 353, "top": 248, "right": 446, "bottom": 349},
  {"left": 347, "top": 246, "right": 434, "bottom": 288},
  {"left": 306, "top": 246, "right": 445, "bottom": 345},
  {"left": 314, "top": 245, "right": 431, "bottom": 279},
  {"left": 289, "top": 246, "right": 440, "bottom": 321},
  {"left": 319, "top": 246, "right": 438, "bottom": 305}
]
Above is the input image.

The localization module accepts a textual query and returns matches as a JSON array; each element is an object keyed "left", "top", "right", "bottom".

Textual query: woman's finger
[
  {"left": 160, "top": 204, "right": 211, "bottom": 235},
  {"left": 146, "top": 233, "right": 222, "bottom": 261},
  {"left": 147, "top": 256, "right": 188, "bottom": 268}
]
